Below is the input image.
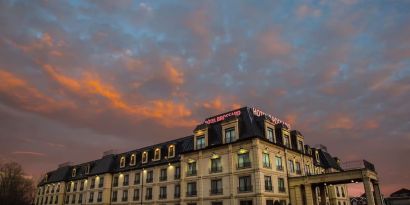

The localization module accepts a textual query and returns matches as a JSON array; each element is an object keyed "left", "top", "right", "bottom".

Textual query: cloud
[{"left": 12, "top": 151, "right": 46, "bottom": 157}]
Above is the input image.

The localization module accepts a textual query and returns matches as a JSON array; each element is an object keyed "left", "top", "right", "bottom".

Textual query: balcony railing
[
  {"left": 121, "top": 197, "right": 128, "bottom": 202},
  {"left": 265, "top": 186, "right": 273, "bottom": 192},
  {"left": 263, "top": 163, "right": 271, "bottom": 169},
  {"left": 210, "top": 188, "right": 223, "bottom": 195},
  {"left": 113, "top": 182, "right": 118, "bottom": 187},
  {"left": 209, "top": 166, "right": 223, "bottom": 173},
  {"left": 145, "top": 195, "right": 152, "bottom": 200},
  {"left": 159, "top": 194, "right": 167, "bottom": 199},
  {"left": 276, "top": 166, "right": 284, "bottom": 171},
  {"left": 237, "top": 162, "right": 251, "bottom": 169},
  {"left": 111, "top": 197, "right": 117, "bottom": 202},
  {"left": 159, "top": 176, "right": 167, "bottom": 181},
  {"left": 186, "top": 191, "right": 197, "bottom": 197},
  {"left": 123, "top": 181, "right": 129, "bottom": 186},
  {"left": 174, "top": 193, "right": 180, "bottom": 198},
  {"left": 186, "top": 170, "right": 197, "bottom": 176},
  {"left": 341, "top": 160, "right": 376, "bottom": 172},
  {"left": 133, "top": 196, "right": 139, "bottom": 201},
  {"left": 90, "top": 184, "right": 95, "bottom": 189},
  {"left": 238, "top": 186, "right": 253, "bottom": 193},
  {"left": 134, "top": 180, "right": 140, "bottom": 184},
  {"left": 99, "top": 183, "right": 104, "bottom": 188},
  {"left": 296, "top": 170, "right": 302, "bottom": 175},
  {"left": 174, "top": 174, "right": 181, "bottom": 180},
  {"left": 279, "top": 187, "right": 286, "bottom": 193},
  {"left": 146, "top": 177, "right": 153, "bottom": 183}
]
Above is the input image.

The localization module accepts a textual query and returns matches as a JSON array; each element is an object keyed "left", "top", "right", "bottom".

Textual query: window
[
  {"left": 134, "top": 173, "right": 140, "bottom": 184},
  {"left": 122, "top": 190, "right": 128, "bottom": 201},
  {"left": 174, "top": 184, "right": 181, "bottom": 198},
  {"left": 283, "top": 134, "right": 290, "bottom": 148},
  {"left": 266, "top": 200, "right": 274, "bottom": 205},
  {"left": 295, "top": 162, "right": 301, "bottom": 174},
  {"left": 237, "top": 153, "right": 251, "bottom": 169},
  {"left": 288, "top": 160, "right": 295, "bottom": 173},
  {"left": 90, "top": 177, "right": 95, "bottom": 189},
  {"left": 120, "top": 156, "right": 126, "bottom": 168},
  {"left": 278, "top": 178, "right": 286, "bottom": 192},
  {"left": 159, "top": 186, "right": 167, "bottom": 199},
  {"left": 168, "top": 145, "right": 175, "bottom": 158},
  {"left": 341, "top": 187, "right": 345, "bottom": 197},
  {"left": 196, "top": 135, "right": 205, "bottom": 149},
  {"left": 240, "top": 201, "right": 253, "bottom": 205},
  {"left": 305, "top": 164, "right": 311, "bottom": 175},
  {"left": 89, "top": 192, "right": 94, "bottom": 203},
  {"left": 160, "top": 168, "right": 167, "bottom": 181},
  {"left": 112, "top": 190, "right": 117, "bottom": 202},
  {"left": 262, "top": 152, "right": 271, "bottom": 168},
  {"left": 146, "top": 170, "right": 153, "bottom": 183},
  {"left": 298, "top": 140, "right": 304, "bottom": 151},
  {"left": 85, "top": 164, "right": 90, "bottom": 174},
  {"left": 130, "top": 154, "right": 136, "bottom": 165},
  {"left": 71, "top": 194, "right": 76, "bottom": 203},
  {"left": 113, "top": 176, "right": 119, "bottom": 187},
  {"left": 55, "top": 195, "right": 58, "bottom": 204},
  {"left": 80, "top": 180, "right": 84, "bottom": 191},
  {"left": 99, "top": 177, "right": 104, "bottom": 188},
  {"left": 210, "top": 157, "right": 222, "bottom": 173},
  {"left": 238, "top": 176, "right": 252, "bottom": 192},
  {"left": 264, "top": 176, "right": 273, "bottom": 191},
  {"left": 225, "top": 127, "right": 235, "bottom": 143},
  {"left": 212, "top": 202, "right": 223, "bottom": 205},
  {"left": 174, "top": 166, "right": 181, "bottom": 179},
  {"left": 154, "top": 148, "right": 161, "bottom": 161},
  {"left": 142, "top": 151, "right": 148, "bottom": 163},
  {"left": 73, "top": 182, "right": 77, "bottom": 191},
  {"left": 336, "top": 186, "right": 341, "bottom": 197},
  {"left": 65, "top": 195, "right": 69, "bottom": 204},
  {"left": 123, "top": 174, "right": 129, "bottom": 186},
  {"left": 210, "top": 179, "right": 223, "bottom": 195},
  {"left": 133, "top": 189, "right": 139, "bottom": 201},
  {"left": 145, "top": 187, "right": 152, "bottom": 200},
  {"left": 266, "top": 127, "right": 275, "bottom": 142},
  {"left": 315, "top": 151, "right": 320, "bottom": 164},
  {"left": 72, "top": 168, "right": 76, "bottom": 177},
  {"left": 97, "top": 191, "right": 102, "bottom": 202},
  {"left": 56, "top": 184, "right": 60, "bottom": 192},
  {"left": 187, "top": 182, "right": 197, "bottom": 196},
  {"left": 187, "top": 161, "right": 197, "bottom": 176},
  {"left": 78, "top": 194, "right": 82, "bottom": 203}
]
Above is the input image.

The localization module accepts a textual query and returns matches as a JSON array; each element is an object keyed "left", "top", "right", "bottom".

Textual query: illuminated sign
[
  {"left": 252, "top": 107, "right": 291, "bottom": 129},
  {"left": 204, "top": 110, "right": 241, "bottom": 125}
]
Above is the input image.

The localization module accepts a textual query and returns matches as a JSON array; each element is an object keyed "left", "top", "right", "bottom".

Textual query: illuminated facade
[{"left": 36, "top": 107, "right": 356, "bottom": 205}]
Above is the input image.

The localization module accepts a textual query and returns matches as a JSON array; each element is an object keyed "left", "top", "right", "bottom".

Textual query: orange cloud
[
  {"left": 258, "top": 29, "right": 292, "bottom": 57},
  {"left": 326, "top": 115, "right": 354, "bottom": 129},
  {"left": 164, "top": 61, "right": 184, "bottom": 86}
]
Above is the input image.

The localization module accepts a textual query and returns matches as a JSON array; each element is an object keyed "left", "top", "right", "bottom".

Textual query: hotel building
[{"left": 35, "top": 107, "right": 382, "bottom": 205}]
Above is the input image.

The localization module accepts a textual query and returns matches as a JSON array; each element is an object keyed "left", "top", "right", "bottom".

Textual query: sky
[{"left": 0, "top": 0, "right": 409, "bottom": 196}]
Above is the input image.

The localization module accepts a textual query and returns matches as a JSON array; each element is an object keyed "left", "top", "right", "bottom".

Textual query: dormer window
[
  {"left": 120, "top": 156, "right": 126, "bottom": 168},
  {"left": 315, "top": 151, "right": 320, "bottom": 164},
  {"left": 85, "top": 164, "right": 90, "bottom": 174},
  {"left": 45, "top": 174, "right": 48, "bottom": 182},
  {"left": 168, "top": 145, "right": 175, "bottom": 158},
  {"left": 72, "top": 168, "right": 76, "bottom": 177},
  {"left": 196, "top": 135, "right": 206, "bottom": 149},
  {"left": 142, "top": 151, "right": 148, "bottom": 164},
  {"left": 153, "top": 148, "right": 161, "bottom": 161},
  {"left": 283, "top": 134, "right": 290, "bottom": 148},
  {"left": 266, "top": 127, "right": 275, "bottom": 142},
  {"left": 130, "top": 154, "right": 136, "bottom": 166},
  {"left": 297, "top": 140, "right": 304, "bottom": 152},
  {"left": 224, "top": 127, "right": 235, "bottom": 143}
]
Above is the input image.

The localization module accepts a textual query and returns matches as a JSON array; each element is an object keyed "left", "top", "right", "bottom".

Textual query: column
[
  {"left": 373, "top": 182, "right": 383, "bottom": 205},
  {"left": 363, "top": 177, "right": 375, "bottom": 205},
  {"left": 304, "top": 184, "right": 315, "bottom": 205},
  {"left": 319, "top": 185, "right": 326, "bottom": 205},
  {"left": 289, "top": 187, "right": 297, "bottom": 205},
  {"left": 295, "top": 185, "right": 303, "bottom": 205}
]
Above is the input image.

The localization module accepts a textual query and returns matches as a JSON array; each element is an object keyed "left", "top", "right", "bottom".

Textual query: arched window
[
  {"left": 154, "top": 148, "right": 161, "bottom": 161},
  {"left": 120, "top": 156, "right": 126, "bottom": 168},
  {"left": 130, "top": 154, "right": 136, "bottom": 166},
  {"left": 168, "top": 145, "right": 175, "bottom": 158},
  {"left": 142, "top": 151, "right": 148, "bottom": 164}
]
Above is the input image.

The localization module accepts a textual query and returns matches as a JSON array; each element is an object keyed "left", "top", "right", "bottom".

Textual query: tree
[{"left": 0, "top": 162, "right": 35, "bottom": 205}]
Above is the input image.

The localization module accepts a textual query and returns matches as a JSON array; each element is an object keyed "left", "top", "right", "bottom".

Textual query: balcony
[
  {"left": 296, "top": 170, "right": 302, "bottom": 175},
  {"left": 238, "top": 186, "right": 253, "bottom": 193},
  {"left": 121, "top": 197, "right": 128, "bottom": 202},
  {"left": 111, "top": 197, "right": 117, "bottom": 202},
  {"left": 97, "top": 198, "right": 102, "bottom": 202},
  {"left": 237, "top": 162, "right": 251, "bottom": 169},
  {"left": 276, "top": 166, "right": 284, "bottom": 171},
  {"left": 133, "top": 196, "right": 139, "bottom": 201},
  {"left": 186, "top": 191, "right": 197, "bottom": 197},
  {"left": 99, "top": 183, "right": 104, "bottom": 188},
  {"left": 263, "top": 163, "right": 271, "bottom": 169},
  {"left": 174, "top": 174, "right": 181, "bottom": 180},
  {"left": 123, "top": 181, "right": 129, "bottom": 186},
  {"left": 265, "top": 186, "right": 273, "bottom": 192},
  {"left": 279, "top": 187, "right": 286, "bottom": 193},
  {"left": 146, "top": 177, "right": 153, "bottom": 183},
  {"left": 210, "top": 188, "right": 223, "bottom": 195},
  {"left": 159, "top": 194, "right": 167, "bottom": 199},
  {"left": 209, "top": 166, "right": 222, "bottom": 173},
  {"left": 186, "top": 170, "right": 197, "bottom": 177},
  {"left": 90, "top": 184, "right": 95, "bottom": 189},
  {"left": 159, "top": 176, "right": 167, "bottom": 181},
  {"left": 174, "top": 193, "right": 180, "bottom": 198},
  {"left": 145, "top": 195, "right": 152, "bottom": 200},
  {"left": 134, "top": 180, "right": 140, "bottom": 185}
]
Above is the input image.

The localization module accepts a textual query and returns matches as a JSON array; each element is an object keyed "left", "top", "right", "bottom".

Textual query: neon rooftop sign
[
  {"left": 252, "top": 107, "right": 291, "bottom": 129},
  {"left": 204, "top": 110, "right": 241, "bottom": 125}
]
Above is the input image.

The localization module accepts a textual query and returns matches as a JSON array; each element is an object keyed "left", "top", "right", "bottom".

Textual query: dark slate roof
[
  {"left": 317, "top": 149, "right": 342, "bottom": 170},
  {"left": 391, "top": 188, "right": 410, "bottom": 197},
  {"left": 38, "top": 166, "right": 70, "bottom": 186}
]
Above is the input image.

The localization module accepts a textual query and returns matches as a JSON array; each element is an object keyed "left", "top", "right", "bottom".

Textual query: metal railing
[{"left": 341, "top": 160, "right": 376, "bottom": 172}]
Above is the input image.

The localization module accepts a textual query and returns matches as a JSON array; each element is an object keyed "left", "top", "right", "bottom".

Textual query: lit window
[
  {"left": 120, "top": 156, "right": 126, "bottom": 168},
  {"left": 237, "top": 152, "right": 251, "bottom": 169},
  {"left": 154, "top": 148, "right": 161, "bottom": 161},
  {"left": 142, "top": 151, "right": 148, "bottom": 164},
  {"left": 130, "top": 154, "right": 136, "bottom": 166},
  {"left": 315, "top": 151, "right": 320, "bottom": 164},
  {"left": 225, "top": 127, "right": 235, "bottom": 143},
  {"left": 72, "top": 168, "right": 76, "bottom": 177},
  {"left": 168, "top": 145, "right": 175, "bottom": 158},
  {"left": 262, "top": 153, "right": 271, "bottom": 168},
  {"left": 196, "top": 135, "right": 205, "bottom": 149},
  {"left": 288, "top": 160, "right": 294, "bottom": 173},
  {"left": 298, "top": 140, "right": 304, "bottom": 151},
  {"left": 266, "top": 127, "right": 275, "bottom": 142},
  {"left": 283, "top": 134, "right": 290, "bottom": 148},
  {"left": 276, "top": 156, "right": 283, "bottom": 171}
]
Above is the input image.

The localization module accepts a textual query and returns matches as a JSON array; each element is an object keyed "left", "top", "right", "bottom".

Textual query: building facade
[{"left": 35, "top": 107, "right": 351, "bottom": 205}]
